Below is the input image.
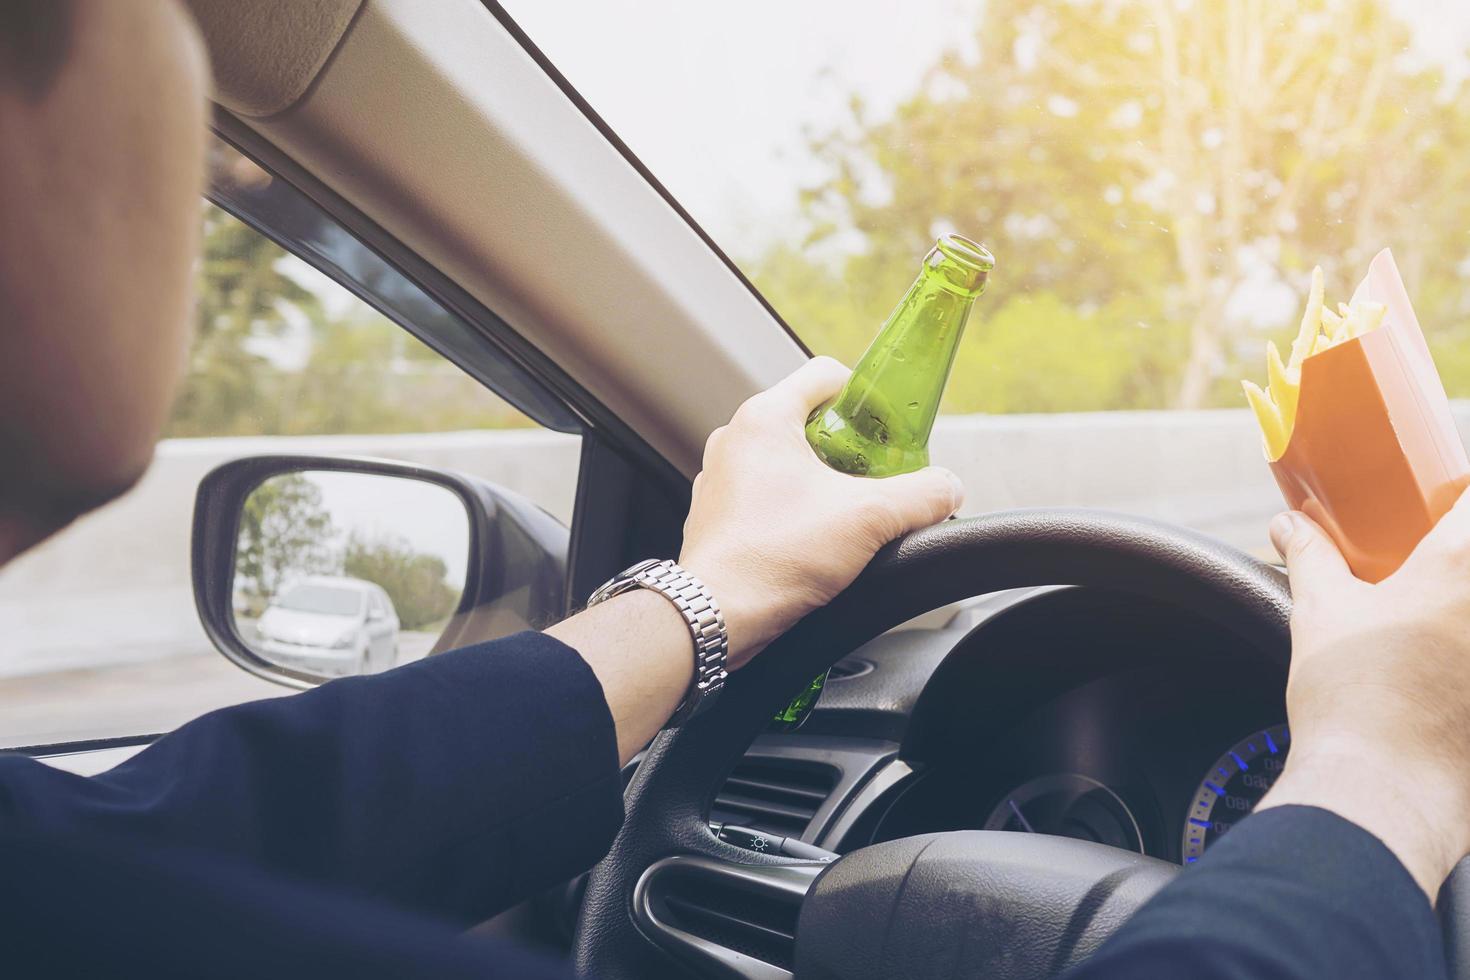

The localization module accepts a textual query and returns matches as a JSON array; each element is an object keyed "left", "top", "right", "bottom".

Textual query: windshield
[
  {"left": 501, "top": 0, "right": 1470, "bottom": 555},
  {"left": 273, "top": 584, "right": 363, "bottom": 618}
]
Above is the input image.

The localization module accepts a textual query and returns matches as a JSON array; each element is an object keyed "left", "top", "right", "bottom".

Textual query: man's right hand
[
  {"left": 678, "top": 356, "right": 963, "bottom": 668},
  {"left": 1257, "top": 493, "right": 1470, "bottom": 899}
]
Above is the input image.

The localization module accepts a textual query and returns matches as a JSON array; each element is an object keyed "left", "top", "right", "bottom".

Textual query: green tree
[
  {"left": 280, "top": 313, "right": 536, "bottom": 435},
  {"left": 168, "top": 200, "right": 535, "bottom": 438},
  {"left": 759, "top": 0, "right": 1470, "bottom": 413},
  {"left": 342, "top": 532, "right": 461, "bottom": 631},
  {"left": 170, "top": 203, "right": 323, "bottom": 436},
  {"left": 235, "top": 473, "right": 338, "bottom": 607}
]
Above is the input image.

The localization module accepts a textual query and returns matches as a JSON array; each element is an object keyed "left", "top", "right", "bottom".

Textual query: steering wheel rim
[{"left": 573, "top": 508, "right": 1293, "bottom": 979}]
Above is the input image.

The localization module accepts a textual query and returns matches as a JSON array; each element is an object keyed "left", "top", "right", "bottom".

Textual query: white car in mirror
[{"left": 252, "top": 576, "right": 399, "bottom": 677}]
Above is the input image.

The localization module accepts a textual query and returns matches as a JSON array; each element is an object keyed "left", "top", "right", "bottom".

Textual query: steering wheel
[{"left": 574, "top": 509, "right": 1296, "bottom": 979}]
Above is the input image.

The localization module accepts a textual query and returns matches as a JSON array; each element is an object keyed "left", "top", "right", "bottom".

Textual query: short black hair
[{"left": 0, "top": 0, "right": 77, "bottom": 100}]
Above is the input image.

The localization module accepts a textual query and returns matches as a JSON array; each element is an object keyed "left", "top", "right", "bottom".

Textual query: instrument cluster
[{"left": 864, "top": 664, "right": 1289, "bottom": 865}]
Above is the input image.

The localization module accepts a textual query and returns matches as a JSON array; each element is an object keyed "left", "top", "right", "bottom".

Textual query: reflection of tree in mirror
[
  {"left": 343, "top": 532, "right": 460, "bottom": 631},
  {"left": 236, "top": 474, "right": 338, "bottom": 614}
]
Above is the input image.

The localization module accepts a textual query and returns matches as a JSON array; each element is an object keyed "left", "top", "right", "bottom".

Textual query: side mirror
[{"left": 192, "top": 455, "right": 567, "bottom": 688}]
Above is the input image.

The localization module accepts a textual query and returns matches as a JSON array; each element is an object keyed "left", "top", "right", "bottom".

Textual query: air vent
[
  {"left": 710, "top": 758, "right": 839, "bottom": 839},
  {"left": 828, "top": 657, "right": 873, "bottom": 680},
  {"left": 659, "top": 879, "right": 799, "bottom": 970},
  {"left": 635, "top": 858, "right": 821, "bottom": 978}
]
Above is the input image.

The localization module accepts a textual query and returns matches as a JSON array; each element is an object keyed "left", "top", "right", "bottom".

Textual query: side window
[{"left": 0, "top": 142, "right": 582, "bottom": 750}]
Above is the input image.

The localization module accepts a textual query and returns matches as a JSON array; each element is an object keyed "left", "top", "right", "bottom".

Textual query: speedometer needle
[{"left": 1008, "top": 798, "right": 1037, "bottom": 833}]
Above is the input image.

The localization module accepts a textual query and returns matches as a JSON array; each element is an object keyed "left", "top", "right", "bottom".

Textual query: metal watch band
[{"left": 586, "top": 558, "right": 728, "bottom": 727}]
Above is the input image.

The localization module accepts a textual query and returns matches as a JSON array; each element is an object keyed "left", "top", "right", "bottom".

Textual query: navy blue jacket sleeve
[
  {"left": 0, "top": 631, "right": 625, "bottom": 924},
  {"left": 1, "top": 829, "right": 582, "bottom": 979},
  {"left": 1062, "top": 805, "right": 1448, "bottom": 980}
]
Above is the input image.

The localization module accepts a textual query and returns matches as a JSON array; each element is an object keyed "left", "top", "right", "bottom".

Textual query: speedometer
[{"left": 1181, "top": 724, "right": 1290, "bottom": 863}]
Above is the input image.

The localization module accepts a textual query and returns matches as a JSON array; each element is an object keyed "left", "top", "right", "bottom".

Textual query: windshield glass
[
  {"left": 274, "top": 584, "right": 363, "bottom": 618},
  {"left": 501, "top": 0, "right": 1470, "bottom": 555}
]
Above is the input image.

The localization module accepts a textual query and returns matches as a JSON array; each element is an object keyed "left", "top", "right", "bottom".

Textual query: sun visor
[{"left": 182, "top": 0, "right": 364, "bottom": 117}]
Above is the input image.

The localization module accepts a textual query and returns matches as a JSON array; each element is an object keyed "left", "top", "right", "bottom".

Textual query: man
[{"left": 0, "top": 2, "right": 1467, "bottom": 978}]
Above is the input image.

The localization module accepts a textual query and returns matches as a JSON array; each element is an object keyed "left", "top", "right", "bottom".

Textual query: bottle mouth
[
  {"left": 928, "top": 234, "right": 994, "bottom": 292},
  {"left": 937, "top": 234, "right": 995, "bottom": 272}
]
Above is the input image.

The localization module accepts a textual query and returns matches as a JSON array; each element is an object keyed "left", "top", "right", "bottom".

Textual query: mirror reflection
[{"left": 232, "top": 470, "right": 470, "bottom": 679}]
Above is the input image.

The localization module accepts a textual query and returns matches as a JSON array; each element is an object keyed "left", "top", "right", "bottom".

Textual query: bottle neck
[
  {"left": 843, "top": 264, "right": 981, "bottom": 446},
  {"left": 805, "top": 235, "right": 993, "bottom": 478}
]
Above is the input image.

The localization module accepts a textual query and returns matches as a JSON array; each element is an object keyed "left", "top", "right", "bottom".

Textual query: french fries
[{"left": 1242, "top": 265, "right": 1387, "bottom": 459}]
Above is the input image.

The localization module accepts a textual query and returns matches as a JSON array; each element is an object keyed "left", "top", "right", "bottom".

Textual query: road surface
[{"left": 0, "top": 631, "right": 440, "bottom": 749}]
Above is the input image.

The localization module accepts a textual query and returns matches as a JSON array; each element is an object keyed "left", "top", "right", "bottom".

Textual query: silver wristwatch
[{"left": 586, "top": 558, "right": 728, "bottom": 727}]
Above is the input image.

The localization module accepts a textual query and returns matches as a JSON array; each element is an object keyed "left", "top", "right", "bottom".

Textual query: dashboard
[{"left": 764, "top": 584, "right": 1291, "bottom": 867}]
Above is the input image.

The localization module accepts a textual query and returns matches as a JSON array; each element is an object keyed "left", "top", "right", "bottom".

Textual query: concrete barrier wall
[
  {"left": 4, "top": 407, "right": 1469, "bottom": 679},
  {"left": 931, "top": 410, "right": 1286, "bottom": 552}
]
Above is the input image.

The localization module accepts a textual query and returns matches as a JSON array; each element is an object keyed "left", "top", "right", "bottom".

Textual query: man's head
[{"left": 0, "top": 0, "right": 208, "bottom": 561}]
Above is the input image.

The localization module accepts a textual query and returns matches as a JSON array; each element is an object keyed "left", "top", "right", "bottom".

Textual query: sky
[
  {"left": 500, "top": 0, "right": 989, "bottom": 257},
  {"left": 499, "top": 0, "right": 1470, "bottom": 261}
]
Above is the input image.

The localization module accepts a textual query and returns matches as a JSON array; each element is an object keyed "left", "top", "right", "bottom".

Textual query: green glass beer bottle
[
  {"left": 805, "top": 234, "right": 994, "bottom": 476},
  {"left": 774, "top": 235, "right": 993, "bottom": 733}
]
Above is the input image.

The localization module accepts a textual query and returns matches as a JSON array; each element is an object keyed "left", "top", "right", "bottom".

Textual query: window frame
[
  {"left": 207, "top": 131, "right": 583, "bottom": 436},
  {"left": 212, "top": 114, "right": 693, "bottom": 600},
  {"left": 213, "top": 115, "right": 686, "bottom": 489}
]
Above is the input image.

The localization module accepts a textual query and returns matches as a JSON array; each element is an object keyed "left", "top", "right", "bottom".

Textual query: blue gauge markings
[{"left": 1181, "top": 724, "right": 1290, "bottom": 866}]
